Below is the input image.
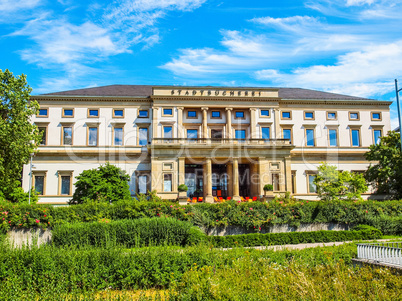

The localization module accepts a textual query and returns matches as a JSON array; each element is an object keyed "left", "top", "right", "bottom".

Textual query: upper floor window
[
  {"left": 235, "top": 129, "right": 246, "bottom": 140},
  {"left": 187, "top": 111, "right": 197, "bottom": 118},
  {"left": 282, "top": 128, "right": 292, "bottom": 142},
  {"left": 114, "top": 127, "right": 123, "bottom": 146},
  {"left": 37, "top": 108, "right": 48, "bottom": 117},
  {"left": 306, "top": 129, "right": 315, "bottom": 146},
  {"left": 88, "top": 109, "right": 99, "bottom": 118},
  {"left": 38, "top": 127, "right": 47, "bottom": 145},
  {"left": 138, "top": 110, "right": 149, "bottom": 118},
  {"left": 113, "top": 109, "right": 124, "bottom": 118},
  {"left": 349, "top": 112, "right": 359, "bottom": 120},
  {"left": 62, "top": 126, "right": 73, "bottom": 145},
  {"left": 139, "top": 128, "right": 148, "bottom": 146},
  {"left": 260, "top": 109, "right": 270, "bottom": 117},
  {"left": 351, "top": 129, "right": 360, "bottom": 147},
  {"left": 164, "top": 126, "right": 173, "bottom": 139},
  {"left": 211, "top": 111, "right": 221, "bottom": 118},
  {"left": 281, "top": 111, "right": 291, "bottom": 119},
  {"left": 373, "top": 129, "right": 382, "bottom": 145},
  {"left": 261, "top": 127, "right": 270, "bottom": 140},
  {"left": 329, "top": 129, "right": 338, "bottom": 147},
  {"left": 88, "top": 127, "right": 98, "bottom": 146},
  {"left": 371, "top": 112, "right": 381, "bottom": 121},
  {"left": 187, "top": 129, "right": 198, "bottom": 140},
  {"left": 62, "top": 108, "right": 74, "bottom": 118},
  {"left": 211, "top": 129, "right": 223, "bottom": 139},
  {"left": 327, "top": 112, "right": 337, "bottom": 120},
  {"left": 304, "top": 111, "right": 314, "bottom": 120},
  {"left": 235, "top": 111, "right": 244, "bottom": 119},
  {"left": 163, "top": 108, "right": 173, "bottom": 116}
]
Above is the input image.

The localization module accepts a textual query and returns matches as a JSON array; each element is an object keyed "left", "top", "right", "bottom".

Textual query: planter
[{"left": 178, "top": 191, "right": 188, "bottom": 205}]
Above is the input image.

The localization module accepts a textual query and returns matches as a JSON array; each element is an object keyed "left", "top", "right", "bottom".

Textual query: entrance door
[
  {"left": 238, "top": 164, "right": 250, "bottom": 197},
  {"left": 185, "top": 165, "right": 203, "bottom": 198}
]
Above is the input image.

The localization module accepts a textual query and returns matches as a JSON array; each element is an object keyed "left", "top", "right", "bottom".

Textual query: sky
[{"left": 1, "top": 0, "right": 402, "bottom": 128}]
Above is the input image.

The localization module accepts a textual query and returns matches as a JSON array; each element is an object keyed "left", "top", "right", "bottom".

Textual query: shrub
[
  {"left": 263, "top": 184, "right": 273, "bottom": 192},
  {"left": 178, "top": 184, "right": 188, "bottom": 192},
  {"left": 208, "top": 227, "right": 382, "bottom": 248},
  {"left": 52, "top": 217, "right": 206, "bottom": 247},
  {"left": 70, "top": 162, "right": 131, "bottom": 204}
]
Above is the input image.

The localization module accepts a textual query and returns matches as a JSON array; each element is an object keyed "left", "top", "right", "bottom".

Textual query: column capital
[
  {"left": 152, "top": 107, "right": 159, "bottom": 111},
  {"left": 225, "top": 107, "right": 233, "bottom": 111},
  {"left": 249, "top": 108, "right": 257, "bottom": 111},
  {"left": 177, "top": 107, "right": 184, "bottom": 110},
  {"left": 201, "top": 107, "right": 209, "bottom": 111}
]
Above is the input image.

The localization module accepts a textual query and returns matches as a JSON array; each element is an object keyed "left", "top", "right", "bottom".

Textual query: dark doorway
[
  {"left": 238, "top": 164, "right": 250, "bottom": 197},
  {"left": 212, "top": 164, "right": 228, "bottom": 198},
  {"left": 185, "top": 165, "right": 203, "bottom": 198}
]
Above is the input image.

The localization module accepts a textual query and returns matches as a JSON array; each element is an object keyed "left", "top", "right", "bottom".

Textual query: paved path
[{"left": 225, "top": 239, "right": 397, "bottom": 251}]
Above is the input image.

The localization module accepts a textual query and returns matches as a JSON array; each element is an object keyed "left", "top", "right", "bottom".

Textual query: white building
[{"left": 22, "top": 85, "right": 391, "bottom": 204}]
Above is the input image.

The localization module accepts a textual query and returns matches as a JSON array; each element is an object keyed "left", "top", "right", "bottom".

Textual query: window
[
  {"left": 138, "top": 110, "right": 148, "bottom": 118},
  {"left": 351, "top": 129, "right": 360, "bottom": 147},
  {"left": 38, "top": 127, "right": 47, "bottom": 145},
  {"left": 187, "top": 129, "right": 198, "bottom": 140},
  {"left": 371, "top": 112, "right": 381, "bottom": 121},
  {"left": 281, "top": 111, "right": 291, "bottom": 119},
  {"left": 164, "top": 174, "right": 172, "bottom": 192},
  {"left": 211, "top": 129, "right": 223, "bottom": 139},
  {"left": 187, "top": 111, "right": 197, "bottom": 118},
  {"left": 272, "top": 174, "right": 280, "bottom": 191},
  {"left": 373, "top": 129, "right": 382, "bottom": 145},
  {"left": 88, "top": 109, "right": 99, "bottom": 117},
  {"left": 114, "top": 127, "right": 123, "bottom": 146},
  {"left": 88, "top": 127, "right": 98, "bottom": 146},
  {"left": 306, "top": 129, "right": 315, "bottom": 146},
  {"left": 34, "top": 175, "right": 45, "bottom": 195},
  {"left": 139, "top": 127, "right": 148, "bottom": 145},
  {"left": 211, "top": 111, "right": 221, "bottom": 118},
  {"left": 283, "top": 128, "right": 292, "bottom": 142},
  {"left": 235, "top": 129, "right": 246, "bottom": 140},
  {"left": 329, "top": 129, "right": 338, "bottom": 147},
  {"left": 62, "top": 108, "right": 74, "bottom": 117},
  {"left": 349, "top": 112, "right": 359, "bottom": 120},
  {"left": 62, "top": 126, "right": 73, "bottom": 145},
  {"left": 163, "top": 108, "right": 173, "bottom": 116},
  {"left": 37, "top": 108, "right": 48, "bottom": 117},
  {"left": 308, "top": 174, "right": 317, "bottom": 193},
  {"left": 113, "top": 109, "right": 124, "bottom": 118},
  {"left": 138, "top": 175, "right": 148, "bottom": 194},
  {"left": 291, "top": 171, "right": 296, "bottom": 194},
  {"left": 235, "top": 111, "right": 244, "bottom": 119},
  {"left": 327, "top": 112, "right": 337, "bottom": 120},
  {"left": 164, "top": 126, "right": 173, "bottom": 139},
  {"left": 304, "top": 112, "right": 314, "bottom": 120},
  {"left": 61, "top": 176, "right": 71, "bottom": 195},
  {"left": 261, "top": 127, "right": 270, "bottom": 140},
  {"left": 260, "top": 110, "right": 270, "bottom": 117}
]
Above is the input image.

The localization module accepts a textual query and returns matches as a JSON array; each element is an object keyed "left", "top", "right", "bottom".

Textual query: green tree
[
  {"left": 0, "top": 69, "right": 40, "bottom": 202},
  {"left": 365, "top": 131, "right": 402, "bottom": 199},
  {"left": 70, "top": 163, "right": 131, "bottom": 204},
  {"left": 314, "top": 163, "right": 367, "bottom": 201}
]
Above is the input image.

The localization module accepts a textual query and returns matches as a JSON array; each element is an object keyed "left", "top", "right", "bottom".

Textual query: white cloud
[
  {"left": 0, "top": 0, "right": 41, "bottom": 12},
  {"left": 250, "top": 15, "right": 321, "bottom": 32},
  {"left": 346, "top": 0, "right": 375, "bottom": 6}
]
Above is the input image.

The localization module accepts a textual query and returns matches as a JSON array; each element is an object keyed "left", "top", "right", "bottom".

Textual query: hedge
[
  {"left": 0, "top": 199, "right": 401, "bottom": 234},
  {"left": 52, "top": 218, "right": 206, "bottom": 247},
  {"left": 0, "top": 243, "right": 357, "bottom": 298},
  {"left": 208, "top": 225, "right": 382, "bottom": 248}
]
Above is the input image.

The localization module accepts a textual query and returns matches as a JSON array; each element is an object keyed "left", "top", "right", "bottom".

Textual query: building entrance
[
  {"left": 239, "top": 164, "right": 250, "bottom": 197},
  {"left": 212, "top": 164, "right": 228, "bottom": 198},
  {"left": 185, "top": 164, "right": 204, "bottom": 198}
]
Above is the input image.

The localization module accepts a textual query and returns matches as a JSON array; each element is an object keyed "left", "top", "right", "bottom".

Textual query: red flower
[
  {"left": 216, "top": 220, "right": 218, "bottom": 222},
  {"left": 259, "top": 227, "right": 261, "bottom": 230},
  {"left": 365, "top": 210, "right": 368, "bottom": 213},
  {"left": 44, "top": 215, "right": 46, "bottom": 217},
  {"left": 273, "top": 212, "right": 276, "bottom": 215},
  {"left": 35, "top": 219, "right": 40, "bottom": 223}
]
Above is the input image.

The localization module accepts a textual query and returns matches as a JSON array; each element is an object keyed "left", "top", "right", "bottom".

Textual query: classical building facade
[{"left": 22, "top": 85, "right": 391, "bottom": 204}]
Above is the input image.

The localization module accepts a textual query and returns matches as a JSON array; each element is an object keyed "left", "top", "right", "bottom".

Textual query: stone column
[
  {"left": 232, "top": 158, "right": 240, "bottom": 201},
  {"left": 274, "top": 108, "right": 280, "bottom": 139},
  {"left": 201, "top": 107, "right": 208, "bottom": 139},
  {"left": 178, "top": 157, "right": 185, "bottom": 186},
  {"left": 279, "top": 161, "right": 286, "bottom": 192},
  {"left": 258, "top": 157, "right": 269, "bottom": 196},
  {"left": 152, "top": 107, "right": 159, "bottom": 139},
  {"left": 226, "top": 162, "right": 233, "bottom": 198},
  {"left": 177, "top": 107, "right": 184, "bottom": 139},
  {"left": 284, "top": 156, "right": 292, "bottom": 193},
  {"left": 225, "top": 108, "right": 232, "bottom": 139},
  {"left": 250, "top": 108, "right": 257, "bottom": 139},
  {"left": 204, "top": 158, "right": 213, "bottom": 203}
]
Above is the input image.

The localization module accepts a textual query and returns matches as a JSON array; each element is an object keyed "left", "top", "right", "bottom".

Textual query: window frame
[
  {"left": 327, "top": 127, "right": 339, "bottom": 147},
  {"left": 87, "top": 108, "right": 99, "bottom": 118},
  {"left": 163, "top": 173, "right": 173, "bottom": 192},
  {"left": 162, "top": 108, "right": 173, "bottom": 117},
  {"left": 350, "top": 127, "right": 361, "bottom": 147},
  {"left": 304, "top": 111, "right": 315, "bottom": 120},
  {"left": 305, "top": 128, "right": 315, "bottom": 147},
  {"left": 349, "top": 112, "right": 360, "bottom": 121},
  {"left": 186, "top": 128, "right": 198, "bottom": 140},
  {"left": 211, "top": 111, "right": 221, "bottom": 119},
  {"left": 62, "top": 108, "right": 74, "bottom": 118},
  {"left": 281, "top": 125, "right": 293, "bottom": 143},
  {"left": 138, "top": 109, "right": 149, "bottom": 118},
  {"left": 371, "top": 112, "right": 382, "bottom": 121},
  {"left": 87, "top": 125, "right": 99, "bottom": 146},
  {"left": 259, "top": 109, "right": 270, "bottom": 118},
  {"left": 138, "top": 126, "right": 149, "bottom": 146},
  {"left": 327, "top": 112, "right": 337, "bottom": 120},
  {"left": 372, "top": 127, "right": 383, "bottom": 145},
  {"left": 37, "top": 125, "right": 48, "bottom": 146},
  {"left": 235, "top": 129, "right": 246, "bottom": 140},
  {"left": 61, "top": 124, "right": 74, "bottom": 146},
  {"left": 281, "top": 111, "right": 292, "bottom": 120},
  {"left": 58, "top": 171, "right": 73, "bottom": 196},
  {"left": 261, "top": 126, "right": 270, "bottom": 140},
  {"left": 187, "top": 110, "right": 197, "bottom": 118},
  {"left": 307, "top": 173, "right": 317, "bottom": 194},
  {"left": 113, "top": 109, "right": 124, "bottom": 118},
  {"left": 32, "top": 171, "right": 47, "bottom": 196},
  {"left": 37, "top": 108, "right": 49, "bottom": 118},
  {"left": 234, "top": 111, "right": 245, "bottom": 119},
  {"left": 113, "top": 126, "right": 124, "bottom": 146},
  {"left": 163, "top": 125, "right": 173, "bottom": 139}
]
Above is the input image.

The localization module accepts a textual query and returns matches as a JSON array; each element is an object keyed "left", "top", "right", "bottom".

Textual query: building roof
[{"left": 41, "top": 84, "right": 374, "bottom": 101}]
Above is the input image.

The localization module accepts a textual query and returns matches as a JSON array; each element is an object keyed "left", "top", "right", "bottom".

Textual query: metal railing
[
  {"left": 152, "top": 138, "right": 292, "bottom": 145},
  {"left": 357, "top": 242, "right": 402, "bottom": 266}
]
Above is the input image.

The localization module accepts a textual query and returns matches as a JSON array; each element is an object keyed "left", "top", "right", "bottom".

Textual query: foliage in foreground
[
  {"left": 70, "top": 163, "right": 131, "bottom": 204},
  {"left": 0, "top": 69, "right": 41, "bottom": 203},
  {"left": 52, "top": 218, "right": 205, "bottom": 248},
  {"left": 209, "top": 225, "right": 382, "bottom": 248},
  {"left": 1, "top": 199, "right": 402, "bottom": 234},
  {"left": 314, "top": 163, "right": 367, "bottom": 201}
]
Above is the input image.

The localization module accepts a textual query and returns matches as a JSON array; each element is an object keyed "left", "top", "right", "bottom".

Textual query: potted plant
[
  {"left": 263, "top": 184, "right": 274, "bottom": 196},
  {"left": 178, "top": 184, "right": 188, "bottom": 198}
]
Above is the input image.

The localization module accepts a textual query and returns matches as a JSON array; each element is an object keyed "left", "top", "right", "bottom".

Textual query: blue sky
[{"left": 1, "top": 0, "right": 402, "bottom": 127}]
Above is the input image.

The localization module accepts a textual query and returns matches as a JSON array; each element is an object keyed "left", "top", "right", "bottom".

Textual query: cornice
[
  {"left": 32, "top": 95, "right": 151, "bottom": 102},
  {"left": 280, "top": 99, "right": 392, "bottom": 106},
  {"left": 151, "top": 96, "right": 281, "bottom": 102}
]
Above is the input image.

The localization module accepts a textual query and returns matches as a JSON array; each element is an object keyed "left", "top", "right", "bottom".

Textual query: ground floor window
[
  {"left": 34, "top": 175, "right": 45, "bottom": 195},
  {"left": 308, "top": 174, "right": 317, "bottom": 193},
  {"left": 272, "top": 173, "right": 280, "bottom": 191},
  {"left": 138, "top": 175, "right": 148, "bottom": 194},
  {"left": 164, "top": 174, "right": 172, "bottom": 192}
]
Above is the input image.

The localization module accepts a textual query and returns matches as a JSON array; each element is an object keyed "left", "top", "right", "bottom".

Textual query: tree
[
  {"left": 0, "top": 69, "right": 40, "bottom": 202},
  {"left": 70, "top": 163, "right": 131, "bottom": 204},
  {"left": 314, "top": 163, "right": 367, "bottom": 201},
  {"left": 365, "top": 131, "right": 402, "bottom": 199}
]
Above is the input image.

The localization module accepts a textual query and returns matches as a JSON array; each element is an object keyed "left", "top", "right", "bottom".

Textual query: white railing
[
  {"left": 152, "top": 138, "right": 292, "bottom": 146},
  {"left": 357, "top": 242, "right": 402, "bottom": 266}
]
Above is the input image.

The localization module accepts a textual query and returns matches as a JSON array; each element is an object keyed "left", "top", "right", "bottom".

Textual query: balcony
[{"left": 152, "top": 138, "right": 291, "bottom": 146}]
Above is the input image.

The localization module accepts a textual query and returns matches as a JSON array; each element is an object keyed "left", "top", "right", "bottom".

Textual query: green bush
[
  {"left": 208, "top": 226, "right": 382, "bottom": 248},
  {"left": 52, "top": 217, "right": 206, "bottom": 247}
]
